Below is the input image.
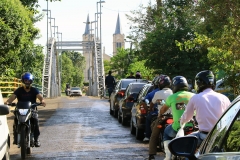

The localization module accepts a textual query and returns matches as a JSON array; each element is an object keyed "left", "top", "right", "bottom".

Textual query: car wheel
[
  {"left": 136, "top": 127, "right": 144, "bottom": 140},
  {"left": 130, "top": 117, "right": 136, "bottom": 135},
  {"left": 113, "top": 109, "right": 118, "bottom": 118},
  {"left": 118, "top": 110, "right": 122, "bottom": 123},
  {"left": 2, "top": 144, "right": 10, "bottom": 160},
  {"left": 122, "top": 112, "right": 127, "bottom": 126}
]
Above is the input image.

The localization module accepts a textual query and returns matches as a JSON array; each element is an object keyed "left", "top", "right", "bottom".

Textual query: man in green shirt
[{"left": 158, "top": 76, "right": 195, "bottom": 160}]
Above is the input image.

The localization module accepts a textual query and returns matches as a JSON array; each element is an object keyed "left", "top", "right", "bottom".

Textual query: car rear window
[
  {"left": 131, "top": 84, "right": 146, "bottom": 93},
  {"left": 71, "top": 87, "right": 80, "bottom": 90},
  {"left": 122, "top": 80, "right": 135, "bottom": 88}
]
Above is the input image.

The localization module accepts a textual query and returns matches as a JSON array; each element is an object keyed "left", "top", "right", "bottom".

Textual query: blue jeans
[
  {"left": 145, "top": 111, "right": 158, "bottom": 138},
  {"left": 108, "top": 87, "right": 113, "bottom": 98},
  {"left": 163, "top": 124, "right": 177, "bottom": 141},
  {"left": 188, "top": 131, "right": 207, "bottom": 147}
]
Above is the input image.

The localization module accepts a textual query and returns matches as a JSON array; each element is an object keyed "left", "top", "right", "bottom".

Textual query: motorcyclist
[
  {"left": 105, "top": 71, "right": 116, "bottom": 99},
  {"left": 158, "top": 76, "right": 195, "bottom": 160},
  {"left": 65, "top": 83, "right": 70, "bottom": 96},
  {"left": 148, "top": 75, "right": 173, "bottom": 160},
  {"left": 180, "top": 70, "right": 231, "bottom": 147},
  {"left": 4, "top": 72, "right": 46, "bottom": 147},
  {"left": 142, "top": 75, "right": 160, "bottom": 142}
]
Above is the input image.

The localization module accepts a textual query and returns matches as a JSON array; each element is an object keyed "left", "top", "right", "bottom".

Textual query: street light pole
[
  {"left": 56, "top": 32, "right": 62, "bottom": 96},
  {"left": 49, "top": 18, "right": 55, "bottom": 37},
  {"left": 42, "top": 9, "right": 51, "bottom": 56}
]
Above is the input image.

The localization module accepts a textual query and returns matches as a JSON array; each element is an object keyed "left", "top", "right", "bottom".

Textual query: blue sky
[{"left": 34, "top": 0, "right": 155, "bottom": 56}]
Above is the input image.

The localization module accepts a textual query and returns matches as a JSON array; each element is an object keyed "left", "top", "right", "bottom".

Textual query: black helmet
[
  {"left": 21, "top": 72, "right": 34, "bottom": 89},
  {"left": 195, "top": 70, "right": 215, "bottom": 93},
  {"left": 172, "top": 76, "right": 189, "bottom": 93},
  {"left": 158, "top": 75, "right": 171, "bottom": 90}
]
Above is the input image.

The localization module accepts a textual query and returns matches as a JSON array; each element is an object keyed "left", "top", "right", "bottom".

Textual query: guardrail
[{"left": 0, "top": 77, "right": 43, "bottom": 96}]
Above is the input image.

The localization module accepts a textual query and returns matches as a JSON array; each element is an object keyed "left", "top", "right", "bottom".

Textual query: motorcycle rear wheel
[{"left": 20, "top": 125, "right": 27, "bottom": 159}]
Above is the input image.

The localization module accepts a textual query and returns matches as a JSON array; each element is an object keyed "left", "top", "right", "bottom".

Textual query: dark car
[
  {"left": 130, "top": 83, "right": 154, "bottom": 140},
  {"left": 118, "top": 82, "right": 148, "bottom": 126},
  {"left": 168, "top": 95, "right": 240, "bottom": 160},
  {"left": 109, "top": 79, "right": 149, "bottom": 118}
]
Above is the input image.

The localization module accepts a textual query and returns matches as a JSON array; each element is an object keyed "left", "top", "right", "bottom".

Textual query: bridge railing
[{"left": 0, "top": 77, "right": 43, "bottom": 97}]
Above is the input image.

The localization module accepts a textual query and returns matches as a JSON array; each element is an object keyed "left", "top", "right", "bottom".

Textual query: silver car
[{"left": 69, "top": 87, "right": 82, "bottom": 97}]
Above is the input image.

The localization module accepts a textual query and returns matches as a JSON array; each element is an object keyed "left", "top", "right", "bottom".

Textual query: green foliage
[{"left": 60, "top": 51, "right": 85, "bottom": 90}]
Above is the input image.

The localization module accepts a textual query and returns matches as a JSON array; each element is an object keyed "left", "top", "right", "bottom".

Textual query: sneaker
[
  {"left": 34, "top": 140, "right": 41, "bottom": 147},
  {"left": 143, "top": 137, "right": 150, "bottom": 142},
  {"left": 148, "top": 155, "right": 155, "bottom": 160}
]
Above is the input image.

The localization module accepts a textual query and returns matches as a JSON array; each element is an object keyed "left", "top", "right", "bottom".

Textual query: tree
[{"left": 139, "top": 0, "right": 210, "bottom": 80}]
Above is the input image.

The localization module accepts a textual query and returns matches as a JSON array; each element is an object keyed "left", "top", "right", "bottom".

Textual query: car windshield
[{"left": 71, "top": 87, "right": 80, "bottom": 90}]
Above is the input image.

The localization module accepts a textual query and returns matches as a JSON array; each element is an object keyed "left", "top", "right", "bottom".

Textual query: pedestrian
[
  {"left": 105, "top": 71, "right": 116, "bottom": 100},
  {"left": 135, "top": 71, "right": 142, "bottom": 79},
  {"left": 126, "top": 72, "right": 135, "bottom": 79},
  {"left": 148, "top": 75, "right": 172, "bottom": 159},
  {"left": 4, "top": 72, "right": 46, "bottom": 147},
  {"left": 157, "top": 76, "right": 195, "bottom": 160},
  {"left": 180, "top": 70, "right": 231, "bottom": 147}
]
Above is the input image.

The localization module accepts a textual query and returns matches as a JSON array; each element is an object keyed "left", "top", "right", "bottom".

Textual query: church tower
[
  {"left": 113, "top": 13, "right": 125, "bottom": 56},
  {"left": 82, "top": 14, "right": 94, "bottom": 83}
]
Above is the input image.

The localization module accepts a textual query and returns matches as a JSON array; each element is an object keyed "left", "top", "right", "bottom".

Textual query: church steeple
[
  {"left": 114, "top": 13, "right": 122, "bottom": 35},
  {"left": 83, "top": 14, "right": 90, "bottom": 35},
  {"left": 113, "top": 13, "right": 125, "bottom": 56}
]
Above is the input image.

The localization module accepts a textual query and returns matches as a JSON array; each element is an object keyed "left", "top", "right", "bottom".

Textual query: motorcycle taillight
[{"left": 166, "top": 118, "right": 173, "bottom": 124}]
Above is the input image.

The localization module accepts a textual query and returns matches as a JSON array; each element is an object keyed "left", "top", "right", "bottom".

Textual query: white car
[
  {"left": 0, "top": 90, "right": 10, "bottom": 160},
  {"left": 69, "top": 87, "right": 82, "bottom": 97}
]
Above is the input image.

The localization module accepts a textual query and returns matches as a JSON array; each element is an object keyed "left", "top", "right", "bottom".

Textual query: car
[
  {"left": 109, "top": 78, "right": 149, "bottom": 118},
  {"left": 0, "top": 90, "right": 10, "bottom": 160},
  {"left": 130, "top": 83, "right": 154, "bottom": 140},
  {"left": 118, "top": 82, "right": 148, "bottom": 126},
  {"left": 168, "top": 95, "right": 240, "bottom": 160},
  {"left": 69, "top": 87, "right": 82, "bottom": 97}
]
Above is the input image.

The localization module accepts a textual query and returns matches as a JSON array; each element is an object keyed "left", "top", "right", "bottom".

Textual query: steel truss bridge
[{"left": 42, "top": 38, "right": 105, "bottom": 98}]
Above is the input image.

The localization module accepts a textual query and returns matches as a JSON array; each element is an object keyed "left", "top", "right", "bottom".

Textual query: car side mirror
[{"left": 168, "top": 136, "right": 198, "bottom": 159}]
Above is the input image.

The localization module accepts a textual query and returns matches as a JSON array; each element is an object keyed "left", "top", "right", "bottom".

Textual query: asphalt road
[{"left": 6, "top": 96, "right": 165, "bottom": 160}]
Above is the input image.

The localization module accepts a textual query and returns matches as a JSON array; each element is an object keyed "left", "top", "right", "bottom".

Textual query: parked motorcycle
[{"left": 9, "top": 102, "right": 43, "bottom": 159}]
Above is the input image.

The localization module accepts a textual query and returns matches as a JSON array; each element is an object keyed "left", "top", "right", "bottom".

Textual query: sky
[{"left": 34, "top": 0, "right": 155, "bottom": 56}]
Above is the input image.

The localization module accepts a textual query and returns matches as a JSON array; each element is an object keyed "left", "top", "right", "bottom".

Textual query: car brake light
[
  {"left": 157, "top": 125, "right": 162, "bottom": 128},
  {"left": 126, "top": 96, "right": 134, "bottom": 102},
  {"left": 117, "top": 90, "right": 125, "bottom": 97}
]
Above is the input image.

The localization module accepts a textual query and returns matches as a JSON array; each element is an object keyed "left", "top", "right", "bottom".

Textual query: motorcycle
[{"left": 9, "top": 101, "right": 43, "bottom": 159}]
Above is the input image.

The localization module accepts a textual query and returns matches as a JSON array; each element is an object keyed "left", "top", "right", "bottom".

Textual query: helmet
[
  {"left": 21, "top": 72, "right": 34, "bottom": 89},
  {"left": 158, "top": 75, "right": 171, "bottom": 90},
  {"left": 172, "top": 76, "right": 189, "bottom": 93},
  {"left": 195, "top": 70, "right": 215, "bottom": 93}
]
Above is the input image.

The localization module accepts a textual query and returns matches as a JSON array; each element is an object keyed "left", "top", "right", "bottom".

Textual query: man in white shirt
[{"left": 180, "top": 70, "right": 231, "bottom": 147}]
